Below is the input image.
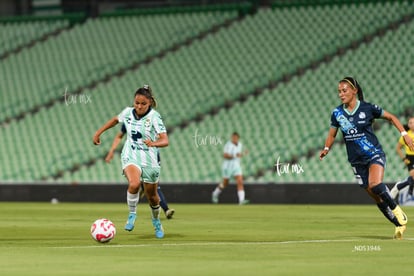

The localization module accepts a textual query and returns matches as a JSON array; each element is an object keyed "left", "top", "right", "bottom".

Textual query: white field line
[{"left": 44, "top": 238, "right": 414, "bottom": 249}]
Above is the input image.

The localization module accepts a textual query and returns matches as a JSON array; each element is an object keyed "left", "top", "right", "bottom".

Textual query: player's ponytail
[
  {"left": 340, "top": 77, "right": 364, "bottom": 101},
  {"left": 134, "top": 84, "right": 157, "bottom": 108}
]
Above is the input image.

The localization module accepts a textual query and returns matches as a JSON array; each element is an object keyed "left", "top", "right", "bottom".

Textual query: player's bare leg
[
  {"left": 235, "top": 175, "right": 249, "bottom": 205},
  {"left": 144, "top": 182, "right": 164, "bottom": 238},
  {"left": 124, "top": 165, "right": 141, "bottom": 231},
  {"left": 212, "top": 178, "right": 229, "bottom": 203}
]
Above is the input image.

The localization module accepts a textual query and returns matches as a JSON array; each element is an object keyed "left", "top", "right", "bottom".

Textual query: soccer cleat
[
  {"left": 152, "top": 218, "right": 164, "bottom": 239},
  {"left": 212, "top": 193, "right": 219, "bottom": 204},
  {"left": 239, "top": 199, "right": 250, "bottom": 205},
  {"left": 394, "top": 225, "right": 406, "bottom": 240},
  {"left": 390, "top": 182, "right": 401, "bottom": 200},
  {"left": 392, "top": 205, "right": 408, "bottom": 226},
  {"left": 165, "top": 209, "right": 175, "bottom": 219},
  {"left": 124, "top": 212, "right": 137, "bottom": 231}
]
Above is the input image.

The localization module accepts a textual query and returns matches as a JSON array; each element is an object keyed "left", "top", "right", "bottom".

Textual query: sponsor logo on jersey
[{"left": 347, "top": 128, "right": 358, "bottom": 135}]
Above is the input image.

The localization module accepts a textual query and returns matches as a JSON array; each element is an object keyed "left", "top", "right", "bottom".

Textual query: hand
[
  {"left": 143, "top": 139, "right": 153, "bottom": 147},
  {"left": 105, "top": 151, "right": 114, "bottom": 163},
  {"left": 319, "top": 149, "right": 329, "bottom": 160},
  {"left": 403, "top": 158, "right": 411, "bottom": 165},
  {"left": 93, "top": 132, "right": 101, "bottom": 145},
  {"left": 403, "top": 135, "right": 414, "bottom": 152}
]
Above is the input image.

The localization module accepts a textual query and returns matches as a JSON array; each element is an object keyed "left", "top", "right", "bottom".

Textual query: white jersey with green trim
[
  {"left": 117, "top": 107, "right": 166, "bottom": 168},
  {"left": 222, "top": 141, "right": 242, "bottom": 171}
]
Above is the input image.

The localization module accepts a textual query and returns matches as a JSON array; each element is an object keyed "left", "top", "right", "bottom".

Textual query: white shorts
[{"left": 222, "top": 165, "right": 242, "bottom": 179}]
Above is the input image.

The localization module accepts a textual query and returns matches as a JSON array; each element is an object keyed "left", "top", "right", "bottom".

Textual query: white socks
[
  {"left": 238, "top": 190, "right": 245, "bottom": 203},
  {"left": 127, "top": 191, "right": 139, "bottom": 213},
  {"left": 212, "top": 187, "right": 222, "bottom": 197},
  {"left": 151, "top": 205, "right": 161, "bottom": 219}
]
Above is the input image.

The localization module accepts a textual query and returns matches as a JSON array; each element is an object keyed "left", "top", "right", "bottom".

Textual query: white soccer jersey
[
  {"left": 117, "top": 107, "right": 166, "bottom": 168},
  {"left": 222, "top": 140, "right": 243, "bottom": 172}
]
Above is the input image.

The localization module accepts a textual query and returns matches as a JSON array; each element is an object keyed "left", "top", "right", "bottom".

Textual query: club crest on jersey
[
  {"left": 359, "top": 112, "right": 366, "bottom": 119},
  {"left": 144, "top": 118, "right": 151, "bottom": 128}
]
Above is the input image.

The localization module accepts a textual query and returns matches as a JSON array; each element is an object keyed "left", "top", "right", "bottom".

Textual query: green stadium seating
[
  {"left": 0, "top": 20, "right": 69, "bottom": 56},
  {"left": 1, "top": 2, "right": 413, "bottom": 183},
  {"left": 0, "top": 10, "right": 238, "bottom": 122}
]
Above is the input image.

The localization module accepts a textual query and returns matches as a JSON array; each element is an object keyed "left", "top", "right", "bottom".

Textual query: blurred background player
[
  {"left": 212, "top": 132, "right": 249, "bottom": 204},
  {"left": 391, "top": 116, "right": 414, "bottom": 199},
  {"left": 93, "top": 85, "right": 168, "bottom": 238},
  {"left": 319, "top": 77, "right": 414, "bottom": 239},
  {"left": 105, "top": 124, "right": 175, "bottom": 219}
]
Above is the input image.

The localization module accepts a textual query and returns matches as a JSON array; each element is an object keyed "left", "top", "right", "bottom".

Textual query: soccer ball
[{"left": 90, "top": 218, "right": 116, "bottom": 243}]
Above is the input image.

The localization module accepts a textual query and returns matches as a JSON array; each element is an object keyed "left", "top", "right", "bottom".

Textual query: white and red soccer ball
[{"left": 90, "top": 218, "right": 116, "bottom": 243}]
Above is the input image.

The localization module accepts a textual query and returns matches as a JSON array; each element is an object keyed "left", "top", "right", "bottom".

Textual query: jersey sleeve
[
  {"left": 370, "top": 103, "right": 384, "bottom": 118},
  {"left": 152, "top": 112, "right": 167, "bottom": 134},
  {"left": 121, "top": 123, "right": 126, "bottom": 134},
  {"left": 330, "top": 110, "right": 339, "bottom": 129},
  {"left": 117, "top": 107, "right": 130, "bottom": 123}
]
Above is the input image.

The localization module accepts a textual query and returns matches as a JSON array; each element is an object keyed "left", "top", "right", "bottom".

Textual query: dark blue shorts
[
  {"left": 405, "top": 155, "right": 414, "bottom": 171},
  {"left": 351, "top": 153, "right": 386, "bottom": 189}
]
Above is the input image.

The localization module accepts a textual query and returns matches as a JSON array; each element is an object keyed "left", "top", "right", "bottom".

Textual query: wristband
[
  {"left": 401, "top": 131, "right": 408, "bottom": 136},
  {"left": 324, "top": 146, "right": 330, "bottom": 151}
]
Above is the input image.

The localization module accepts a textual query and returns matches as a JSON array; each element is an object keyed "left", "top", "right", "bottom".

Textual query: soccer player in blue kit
[
  {"left": 93, "top": 85, "right": 168, "bottom": 238},
  {"left": 320, "top": 77, "right": 414, "bottom": 239}
]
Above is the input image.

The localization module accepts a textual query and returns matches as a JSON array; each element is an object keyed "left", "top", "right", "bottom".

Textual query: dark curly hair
[{"left": 134, "top": 84, "right": 157, "bottom": 108}]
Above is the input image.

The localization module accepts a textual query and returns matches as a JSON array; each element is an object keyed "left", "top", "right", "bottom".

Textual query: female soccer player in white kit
[
  {"left": 93, "top": 85, "right": 168, "bottom": 238},
  {"left": 212, "top": 132, "right": 249, "bottom": 204}
]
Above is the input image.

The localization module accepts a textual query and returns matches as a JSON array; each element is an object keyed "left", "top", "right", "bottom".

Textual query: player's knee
[
  {"left": 148, "top": 194, "right": 159, "bottom": 206},
  {"left": 368, "top": 181, "right": 381, "bottom": 189},
  {"left": 128, "top": 179, "right": 141, "bottom": 191}
]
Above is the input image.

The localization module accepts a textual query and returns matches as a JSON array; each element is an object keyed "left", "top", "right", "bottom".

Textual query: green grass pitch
[{"left": 0, "top": 202, "right": 413, "bottom": 275}]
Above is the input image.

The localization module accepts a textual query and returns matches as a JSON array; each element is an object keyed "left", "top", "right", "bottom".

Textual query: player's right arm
[
  {"left": 223, "top": 142, "right": 234, "bottom": 159},
  {"left": 396, "top": 138, "right": 409, "bottom": 164},
  {"left": 223, "top": 153, "right": 234, "bottom": 159},
  {"left": 93, "top": 116, "right": 119, "bottom": 145},
  {"left": 319, "top": 127, "right": 338, "bottom": 160},
  {"left": 105, "top": 131, "right": 124, "bottom": 163}
]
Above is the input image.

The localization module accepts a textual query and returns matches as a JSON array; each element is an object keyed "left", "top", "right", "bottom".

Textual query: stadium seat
[{"left": 2, "top": 2, "right": 414, "bottom": 182}]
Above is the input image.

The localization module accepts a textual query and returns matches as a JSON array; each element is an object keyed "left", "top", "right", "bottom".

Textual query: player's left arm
[
  {"left": 236, "top": 145, "right": 248, "bottom": 158},
  {"left": 144, "top": 132, "right": 169, "bottom": 148},
  {"left": 382, "top": 110, "right": 414, "bottom": 151},
  {"left": 143, "top": 113, "right": 169, "bottom": 148}
]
